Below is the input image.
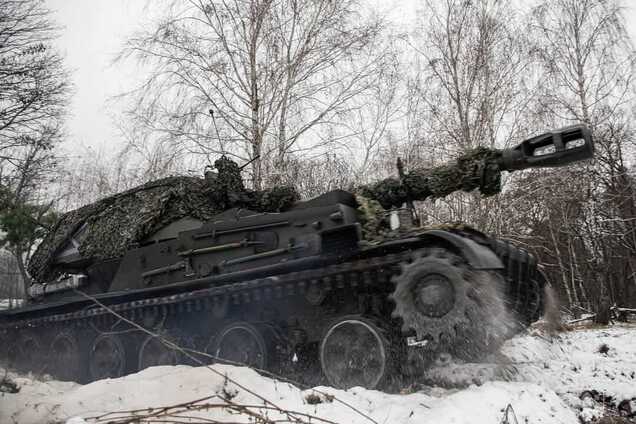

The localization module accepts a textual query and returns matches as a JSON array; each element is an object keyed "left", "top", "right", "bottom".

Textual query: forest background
[{"left": 1, "top": 0, "right": 634, "bottom": 314}]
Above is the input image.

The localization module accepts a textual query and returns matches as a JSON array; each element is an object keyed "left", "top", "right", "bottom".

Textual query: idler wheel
[
  {"left": 89, "top": 334, "right": 126, "bottom": 381},
  {"left": 207, "top": 322, "right": 267, "bottom": 369},
  {"left": 390, "top": 248, "right": 509, "bottom": 360},
  {"left": 525, "top": 270, "right": 547, "bottom": 324},
  {"left": 13, "top": 332, "right": 44, "bottom": 373},
  {"left": 49, "top": 330, "right": 82, "bottom": 381},
  {"left": 138, "top": 333, "right": 179, "bottom": 371},
  {"left": 319, "top": 317, "right": 389, "bottom": 390}
]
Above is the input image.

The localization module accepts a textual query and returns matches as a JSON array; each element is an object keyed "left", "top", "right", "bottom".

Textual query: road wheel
[
  {"left": 88, "top": 334, "right": 126, "bottom": 381},
  {"left": 138, "top": 332, "right": 180, "bottom": 370},
  {"left": 207, "top": 321, "right": 268, "bottom": 369},
  {"left": 320, "top": 317, "right": 391, "bottom": 390}
]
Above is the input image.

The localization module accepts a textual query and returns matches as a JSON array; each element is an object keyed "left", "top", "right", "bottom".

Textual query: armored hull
[{"left": 0, "top": 193, "right": 542, "bottom": 388}]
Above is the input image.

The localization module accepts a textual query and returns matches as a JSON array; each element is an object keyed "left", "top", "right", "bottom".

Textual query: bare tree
[
  {"left": 119, "top": 0, "right": 385, "bottom": 189},
  {"left": 0, "top": 250, "right": 22, "bottom": 303},
  {"left": 277, "top": 153, "right": 354, "bottom": 199},
  {"left": 394, "top": 0, "right": 533, "bottom": 229},
  {"left": 414, "top": 0, "right": 531, "bottom": 152},
  {"left": 326, "top": 46, "right": 402, "bottom": 186},
  {"left": 525, "top": 0, "right": 636, "bottom": 308},
  {"left": 0, "top": 0, "right": 68, "bottom": 171},
  {"left": 0, "top": 0, "right": 69, "bottom": 288},
  {"left": 532, "top": 0, "right": 633, "bottom": 127}
]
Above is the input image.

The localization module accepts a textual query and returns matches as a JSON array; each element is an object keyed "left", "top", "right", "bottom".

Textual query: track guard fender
[{"left": 417, "top": 230, "right": 503, "bottom": 270}]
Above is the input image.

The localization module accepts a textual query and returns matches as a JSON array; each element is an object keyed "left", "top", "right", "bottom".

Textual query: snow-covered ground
[{"left": 1, "top": 323, "right": 635, "bottom": 424}]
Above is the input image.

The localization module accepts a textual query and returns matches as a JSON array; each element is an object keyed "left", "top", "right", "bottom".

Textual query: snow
[
  {"left": 503, "top": 324, "right": 636, "bottom": 402},
  {"left": 1, "top": 323, "right": 634, "bottom": 424},
  {"left": 0, "top": 299, "right": 24, "bottom": 310},
  {"left": 425, "top": 323, "right": 636, "bottom": 422}
]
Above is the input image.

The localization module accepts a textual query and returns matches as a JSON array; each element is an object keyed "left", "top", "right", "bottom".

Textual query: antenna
[
  {"left": 209, "top": 107, "right": 257, "bottom": 173},
  {"left": 209, "top": 108, "right": 222, "bottom": 142},
  {"left": 208, "top": 108, "right": 224, "bottom": 167}
]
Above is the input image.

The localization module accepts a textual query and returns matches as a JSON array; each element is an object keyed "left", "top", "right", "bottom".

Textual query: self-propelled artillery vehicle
[{"left": 0, "top": 125, "right": 593, "bottom": 389}]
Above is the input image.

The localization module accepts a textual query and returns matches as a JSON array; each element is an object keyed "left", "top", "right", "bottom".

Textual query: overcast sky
[
  {"left": 46, "top": 0, "right": 146, "bottom": 154},
  {"left": 46, "top": 0, "right": 636, "bottom": 155}
]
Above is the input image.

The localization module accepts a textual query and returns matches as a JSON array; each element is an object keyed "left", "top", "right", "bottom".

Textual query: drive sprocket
[{"left": 390, "top": 248, "right": 510, "bottom": 360}]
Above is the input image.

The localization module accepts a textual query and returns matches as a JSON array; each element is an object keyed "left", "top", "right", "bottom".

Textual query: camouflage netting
[
  {"left": 357, "top": 147, "right": 503, "bottom": 209},
  {"left": 354, "top": 194, "right": 391, "bottom": 242},
  {"left": 29, "top": 157, "right": 299, "bottom": 283}
]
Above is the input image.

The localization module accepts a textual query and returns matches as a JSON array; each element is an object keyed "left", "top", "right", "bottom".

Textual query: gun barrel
[
  {"left": 357, "top": 125, "right": 595, "bottom": 210},
  {"left": 498, "top": 125, "right": 594, "bottom": 171}
]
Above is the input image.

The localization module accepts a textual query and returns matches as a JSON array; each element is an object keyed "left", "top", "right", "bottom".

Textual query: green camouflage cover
[{"left": 28, "top": 158, "right": 299, "bottom": 283}]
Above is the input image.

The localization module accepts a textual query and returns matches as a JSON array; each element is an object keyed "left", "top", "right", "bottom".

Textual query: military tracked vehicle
[{"left": 0, "top": 125, "right": 593, "bottom": 389}]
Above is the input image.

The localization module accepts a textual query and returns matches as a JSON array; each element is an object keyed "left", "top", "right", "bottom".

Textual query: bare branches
[
  {"left": 118, "top": 0, "right": 385, "bottom": 188},
  {"left": 515, "top": 0, "right": 636, "bottom": 309},
  {"left": 85, "top": 396, "right": 341, "bottom": 424},
  {"left": 531, "top": 0, "right": 635, "bottom": 127},
  {"left": 0, "top": 0, "right": 69, "bottom": 158},
  {"left": 0, "top": 0, "right": 69, "bottom": 290},
  {"left": 416, "top": 0, "right": 530, "bottom": 151}
]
